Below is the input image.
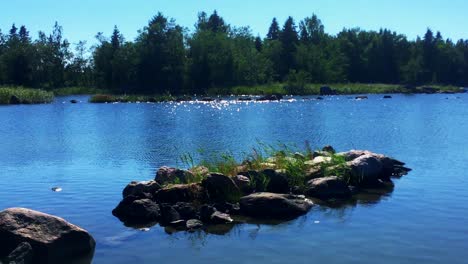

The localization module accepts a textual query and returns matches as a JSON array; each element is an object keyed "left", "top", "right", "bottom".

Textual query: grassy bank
[
  {"left": 52, "top": 87, "right": 108, "bottom": 96},
  {"left": 89, "top": 94, "right": 176, "bottom": 103},
  {"left": 222, "top": 83, "right": 462, "bottom": 95},
  {"left": 0, "top": 87, "right": 54, "bottom": 105}
]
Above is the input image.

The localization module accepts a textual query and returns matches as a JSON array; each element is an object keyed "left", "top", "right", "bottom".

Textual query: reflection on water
[{"left": 1, "top": 94, "right": 468, "bottom": 264}]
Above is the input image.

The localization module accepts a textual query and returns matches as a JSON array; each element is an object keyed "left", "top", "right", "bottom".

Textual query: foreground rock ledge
[
  {"left": 0, "top": 208, "right": 95, "bottom": 264},
  {"left": 113, "top": 148, "right": 411, "bottom": 232}
]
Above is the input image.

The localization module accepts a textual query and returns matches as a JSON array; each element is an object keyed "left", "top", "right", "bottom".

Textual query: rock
[
  {"left": 186, "top": 219, "right": 203, "bottom": 230},
  {"left": 4, "top": 242, "right": 33, "bottom": 264},
  {"left": 239, "top": 193, "right": 313, "bottom": 219},
  {"left": 256, "top": 94, "right": 283, "bottom": 101},
  {"left": 322, "top": 145, "right": 336, "bottom": 154},
  {"left": 175, "top": 96, "right": 192, "bottom": 102},
  {"left": 154, "top": 183, "right": 206, "bottom": 204},
  {"left": 210, "top": 211, "right": 233, "bottom": 224},
  {"left": 199, "top": 205, "right": 217, "bottom": 223},
  {"left": 263, "top": 169, "right": 290, "bottom": 194},
  {"left": 9, "top": 95, "right": 21, "bottom": 105},
  {"left": 213, "top": 202, "right": 241, "bottom": 215},
  {"left": 122, "top": 180, "right": 161, "bottom": 199},
  {"left": 420, "top": 86, "right": 438, "bottom": 94},
  {"left": 201, "top": 97, "right": 214, "bottom": 102},
  {"left": 112, "top": 196, "right": 160, "bottom": 224},
  {"left": 239, "top": 170, "right": 268, "bottom": 192},
  {"left": 173, "top": 202, "right": 198, "bottom": 220},
  {"left": 155, "top": 166, "right": 194, "bottom": 185},
  {"left": 306, "top": 176, "right": 351, "bottom": 199},
  {"left": 383, "top": 95, "right": 392, "bottom": 99},
  {"left": 0, "top": 208, "right": 95, "bottom": 264},
  {"left": 355, "top": 96, "right": 368, "bottom": 100},
  {"left": 237, "top": 97, "right": 252, "bottom": 101},
  {"left": 316, "top": 97, "right": 324, "bottom": 100},
  {"left": 305, "top": 167, "right": 323, "bottom": 181},
  {"left": 167, "top": 220, "right": 186, "bottom": 229},
  {"left": 202, "top": 173, "right": 241, "bottom": 203},
  {"left": 70, "top": 99, "right": 78, "bottom": 104},
  {"left": 320, "top": 86, "right": 337, "bottom": 95},
  {"left": 293, "top": 152, "right": 306, "bottom": 160},
  {"left": 305, "top": 156, "right": 332, "bottom": 166},
  {"left": 233, "top": 175, "right": 253, "bottom": 194},
  {"left": 347, "top": 154, "right": 384, "bottom": 184},
  {"left": 159, "top": 204, "right": 181, "bottom": 226}
]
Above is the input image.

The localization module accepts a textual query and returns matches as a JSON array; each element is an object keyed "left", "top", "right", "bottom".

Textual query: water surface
[{"left": 1, "top": 94, "right": 467, "bottom": 263}]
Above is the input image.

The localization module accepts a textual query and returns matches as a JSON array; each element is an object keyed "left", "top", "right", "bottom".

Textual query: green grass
[
  {"left": 211, "top": 83, "right": 461, "bottom": 96},
  {"left": 52, "top": 87, "right": 108, "bottom": 96},
  {"left": 0, "top": 87, "right": 54, "bottom": 105},
  {"left": 173, "top": 142, "right": 351, "bottom": 189}
]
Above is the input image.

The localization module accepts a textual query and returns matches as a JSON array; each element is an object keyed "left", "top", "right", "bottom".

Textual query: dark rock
[
  {"left": 213, "top": 202, "right": 241, "bottom": 215},
  {"left": 176, "top": 96, "right": 192, "bottom": 102},
  {"left": 256, "top": 94, "right": 283, "bottom": 101},
  {"left": 70, "top": 99, "right": 78, "bottom": 104},
  {"left": 322, "top": 145, "right": 336, "bottom": 154},
  {"left": 263, "top": 169, "right": 290, "bottom": 194},
  {"left": 238, "top": 170, "right": 268, "bottom": 192},
  {"left": 306, "top": 176, "right": 351, "bottom": 199},
  {"left": 201, "top": 97, "right": 214, "bottom": 102},
  {"left": 355, "top": 96, "right": 368, "bottom": 100},
  {"left": 112, "top": 196, "right": 160, "bottom": 224},
  {"left": 233, "top": 175, "right": 253, "bottom": 195},
  {"left": 9, "top": 95, "right": 21, "bottom": 105},
  {"left": 383, "top": 95, "right": 392, "bottom": 99},
  {"left": 155, "top": 166, "right": 194, "bottom": 185},
  {"left": 154, "top": 183, "right": 206, "bottom": 204},
  {"left": 186, "top": 219, "right": 203, "bottom": 230},
  {"left": 189, "top": 166, "right": 210, "bottom": 178},
  {"left": 421, "top": 86, "right": 438, "bottom": 94},
  {"left": 5, "top": 242, "right": 33, "bottom": 264},
  {"left": 347, "top": 154, "right": 384, "bottom": 184},
  {"left": 173, "top": 202, "right": 198, "bottom": 220},
  {"left": 202, "top": 173, "right": 241, "bottom": 203},
  {"left": 320, "top": 86, "right": 337, "bottom": 95},
  {"left": 239, "top": 193, "right": 313, "bottom": 219},
  {"left": 199, "top": 205, "right": 217, "bottom": 223},
  {"left": 210, "top": 211, "right": 233, "bottom": 224},
  {"left": 159, "top": 204, "right": 181, "bottom": 226},
  {"left": 122, "top": 180, "right": 161, "bottom": 199},
  {"left": 167, "top": 220, "right": 186, "bottom": 229},
  {"left": 238, "top": 97, "right": 252, "bottom": 101},
  {"left": 0, "top": 208, "right": 95, "bottom": 264},
  {"left": 316, "top": 97, "right": 324, "bottom": 100}
]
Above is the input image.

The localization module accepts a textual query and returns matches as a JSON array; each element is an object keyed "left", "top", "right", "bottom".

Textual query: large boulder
[
  {"left": 306, "top": 176, "right": 351, "bottom": 199},
  {"left": 0, "top": 208, "right": 95, "bottom": 264},
  {"left": 239, "top": 193, "right": 313, "bottom": 219},
  {"left": 347, "top": 154, "right": 383, "bottom": 184},
  {"left": 233, "top": 175, "right": 253, "bottom": 195},
  {"left": 112, "top": 196, "right": 160, "bottom": 224},
  {"left": 202, "top": 173, "right": 242, "bottom": 203},
  {"left": 154, "top": 183, "right": 206, "bottom": 204},
  {"left": 155, "top": 166, "right": 194, "bottom": 185},
  {"left": 159, "top": 204, "right": 181, "bottom": 226},
  {"left": 339, "top": 150, "right": 410, "bottom": 178},
  {"left": 122, "top": 180, "right": 161, "bottom": 198}
]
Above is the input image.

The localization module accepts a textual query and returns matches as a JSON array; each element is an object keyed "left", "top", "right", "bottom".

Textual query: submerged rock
[
  {"left": 0, "top": 208, "right": 95, "bottom": 264},
  {"left": 383, "top": 95, "right": 392, "bottom": 99},
  {"left": 355, "top": 96, "right": 369, "bottom": 100},
  {"left": 306, "top": 176, "right": 351, "bottom": 199},
  {"left": 239, "top": 193, "right": 313, "bottom": 219},
  {"left": 70, "top": 99, "right": 78, "bottom": 104}
]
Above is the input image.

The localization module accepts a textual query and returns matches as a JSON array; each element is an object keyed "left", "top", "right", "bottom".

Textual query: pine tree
[{"left": 267, "top": 18, "right": 280, "bottom": 40}]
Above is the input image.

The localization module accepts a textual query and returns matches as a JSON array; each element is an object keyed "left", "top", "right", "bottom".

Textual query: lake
[{"left": 1, "top": 94, "right": 467, "bottom": 264}]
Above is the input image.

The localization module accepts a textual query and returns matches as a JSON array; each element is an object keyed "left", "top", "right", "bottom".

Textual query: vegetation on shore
[
  {"left": 0, "top": 87, "right": 54, "bottom": 105},
  {"left": 1, "top": 11, "right": 468, "bottom": 97},
  {"left": 52, "top": 87, "right": 108, "bottom": 96}
]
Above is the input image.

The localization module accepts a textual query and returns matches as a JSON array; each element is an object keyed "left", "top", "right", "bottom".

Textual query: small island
[{"left": 112, "top": 146, "right": 411, "bottom": 232}]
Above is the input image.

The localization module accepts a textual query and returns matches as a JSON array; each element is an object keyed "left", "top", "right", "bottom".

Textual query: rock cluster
[{"left": 112, "top": 147, "right": 411, "bottom": 232}]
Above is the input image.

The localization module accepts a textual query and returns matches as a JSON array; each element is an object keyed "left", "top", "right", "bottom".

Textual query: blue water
[{"left": 1, "top": 94, "right": 467, "bottom": 263}]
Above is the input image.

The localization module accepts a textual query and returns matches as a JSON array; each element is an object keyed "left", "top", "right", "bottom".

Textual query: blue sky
[{"left": 1, "top": 0, "right": 467, "bottom": 47}]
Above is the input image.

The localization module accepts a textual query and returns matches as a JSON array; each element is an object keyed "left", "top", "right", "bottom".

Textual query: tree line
[{"left": 1, "top": 11, "right": 468, "bottom": 94}]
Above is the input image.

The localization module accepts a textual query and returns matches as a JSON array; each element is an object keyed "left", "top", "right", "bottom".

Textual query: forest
[{"left": 1, "top": 11, "right": 468, "bottom": 95}]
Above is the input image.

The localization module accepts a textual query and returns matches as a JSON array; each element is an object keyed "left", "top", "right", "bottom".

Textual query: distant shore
[{"left": 0, "top": 84, "right": 465, "bottom": 105}]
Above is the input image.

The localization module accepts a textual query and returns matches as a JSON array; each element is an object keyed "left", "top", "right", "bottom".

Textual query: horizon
[{"left": 2, "top": 0, "right": 468, "bottom": 47}]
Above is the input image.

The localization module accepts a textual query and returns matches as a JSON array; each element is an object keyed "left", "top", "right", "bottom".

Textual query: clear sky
[{"left": 1, "top": 0, "right": 467, "bottom": 47}]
